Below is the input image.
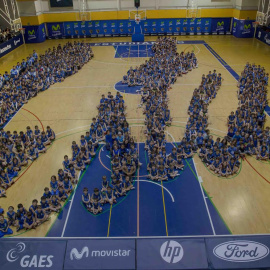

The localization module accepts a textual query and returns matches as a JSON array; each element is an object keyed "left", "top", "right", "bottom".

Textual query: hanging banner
[
  {"left": 24, "top": 24, "right": 46, "bottom": 43},
  {"left": 47, "top": 22, "right": 64, "bottom": 39}
]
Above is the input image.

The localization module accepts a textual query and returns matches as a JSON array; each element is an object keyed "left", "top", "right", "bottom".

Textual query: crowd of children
[
  {"left": 0, "top": 125, "right": 55, "bottom": 198},
  {"left": 122, "top": 37, "right": 198, "bottom": 181},
  {"left": 198, "top": 63, "right": 269, "bottom": 176},
  {"left": 0, "top": 41, "right": 94, "bottom": 128},
  {"left": 0, "top": 42, "right": 95, "bottom": 237},
  {"left": 82, "top": 92, "right": 138, "bottom": 214}
]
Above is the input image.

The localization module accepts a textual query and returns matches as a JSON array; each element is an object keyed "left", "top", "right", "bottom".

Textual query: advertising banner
[
  {"left": 211, "top": 18, "right": 231, "bottom": 34},
  {"left": 64, "top": 239, "right": 136, "bottom": 269},
  {"left": 233, "top": 18, "right": 254, "bottom": 38},
  {"left": 64, "top": 22, "right": 74, "bottom": 38},
  {"left": 256, "top": 28, "right": 270, "bottom": 45},
  {"left": 47, "top": 22, "right": 64, "bottom": 38},
  {"left": 137, "top": 238, "right": 208, "bottom": 269},
  {"left": 0, "top": 240, "right": 66, "bottom": 270},
  {"left": 0, "top": 34, "right": 23, "bottom": 58},
  {"left": 205, "top": 236, "right": 270, "bottom": 269},
  {"left": 24, "top": 24, "right": 46, "bottom": 43}
]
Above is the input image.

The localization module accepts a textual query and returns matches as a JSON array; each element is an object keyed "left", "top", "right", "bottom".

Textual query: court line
[
  {"left": 107, "top": 205, "right": 112, "bottom": 237},
  {"left": 26, "top": 232, "right": 270, "bottom": 239},
  {"left": 134, "top": 180, "right": 175, "bottom": 203},
  {"left": 170, "top": 136, "right": 216, "bottom": 235},
  {"left": 52, "top": 85, "right": 112, "bottom": 89},
  {"left": 114, "top": 46, "right": 119, "bottom": 58},
  {"left": 186, "top": 159, "right": 216, "bottom": 235},
  {"left": 244, "top": 157, "right": 270, "bottom": 185},
  {"left": 61, "top": 171, "right": 82, "bottom": 237},
  {"left": 137, "top": 144, "right": 140, "bottom": 237},
  {"left": 98, "top": 146, "right": 111, "bottom": 172},
  {"left": 22, "top": 108, "right": 44, "bottom": 132},
  {"left": 56, "top": 125, "right": 89, "bottom": 136},
  {"left": 161, "top": 180, "right": 169, "bottom": 236}
]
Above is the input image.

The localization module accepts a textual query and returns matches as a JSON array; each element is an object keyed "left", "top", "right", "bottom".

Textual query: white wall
[
  {"left": 235, "top": 0, "right": 259, "bottom": 10},
  {"left": 32, "top": 0, "right": 237, "bottom": 13},
  {"left": 17, "top": 1, "right": 37, "bottom": 16},
  {"left": 18, "top": 0, "right": 259, "bottom": 15}
]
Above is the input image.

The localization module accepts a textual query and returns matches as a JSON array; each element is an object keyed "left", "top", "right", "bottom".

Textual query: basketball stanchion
[{"left": 19, "top": 28, "right": 25, "bottom": 44}]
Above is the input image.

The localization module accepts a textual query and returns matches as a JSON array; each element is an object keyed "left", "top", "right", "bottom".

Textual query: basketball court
[{"left": 0, "top": 0, "right": 269, "bottom": 247}]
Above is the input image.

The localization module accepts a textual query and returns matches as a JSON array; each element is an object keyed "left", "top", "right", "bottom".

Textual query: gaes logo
[
  {"left": 70, "top": 247, "right": 89, "bottom": 260},
  {"left": 213, "top": 241, "right": 269, "bottom": 262},
  {"left": 6, "top": 242, "right": 54, "bottom": 267},
  {"left": 244, "top": 24, "right": 251, "bottom": 29},
  {"left": 217, "top": 21, "right": 224, "bottom": 27},
  {"left": 160, "top": 240, "right": 184, "bottom": 264}
]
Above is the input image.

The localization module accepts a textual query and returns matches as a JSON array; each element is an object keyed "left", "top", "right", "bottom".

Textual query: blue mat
[
  {"left": 114, "top": 45, "right": 154, "bottom": 58},
  {"left": 47, "top": 143, "right": 230, "bottom": 237}
]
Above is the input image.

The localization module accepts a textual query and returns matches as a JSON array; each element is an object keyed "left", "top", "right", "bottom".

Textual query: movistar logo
[
  {"left": 244, "top": 24, "right": 251, "bottom": 29},
  {"left": 217, "top": 21, "right": 224, "bottom": 27},
  {"left": 28, "top": 30, "right": 35, "bottom": 35},
  {"left": 70, "top": 247, "right": 89, "bottom": 260},
  {"left": 52, "top": 24, "right": 60, "bottom": 31}
]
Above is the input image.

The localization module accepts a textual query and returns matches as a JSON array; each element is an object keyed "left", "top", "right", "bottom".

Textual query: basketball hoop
[
  {"left": 19, "top": 28, "right": 25, "bottom": 35},
  {"left": 252, "top": 21, "right": 260, "bottom": 28},
  {"left": 135, "top": 15, "right": 141, "bottom": 24}
]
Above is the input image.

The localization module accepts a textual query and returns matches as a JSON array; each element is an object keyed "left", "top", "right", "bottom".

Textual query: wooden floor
[{"left": 1, "top": 35, "right": 270, "bottom": 237}]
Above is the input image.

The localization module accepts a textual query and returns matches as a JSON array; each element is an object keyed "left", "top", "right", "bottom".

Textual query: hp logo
[{"left": 160, "top": 240, "right": 184, "bottom": 263}]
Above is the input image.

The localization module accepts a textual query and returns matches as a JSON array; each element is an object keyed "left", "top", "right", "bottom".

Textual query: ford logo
[{"left": 213, "top": 241, "right": 269, "bottom": 262}]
